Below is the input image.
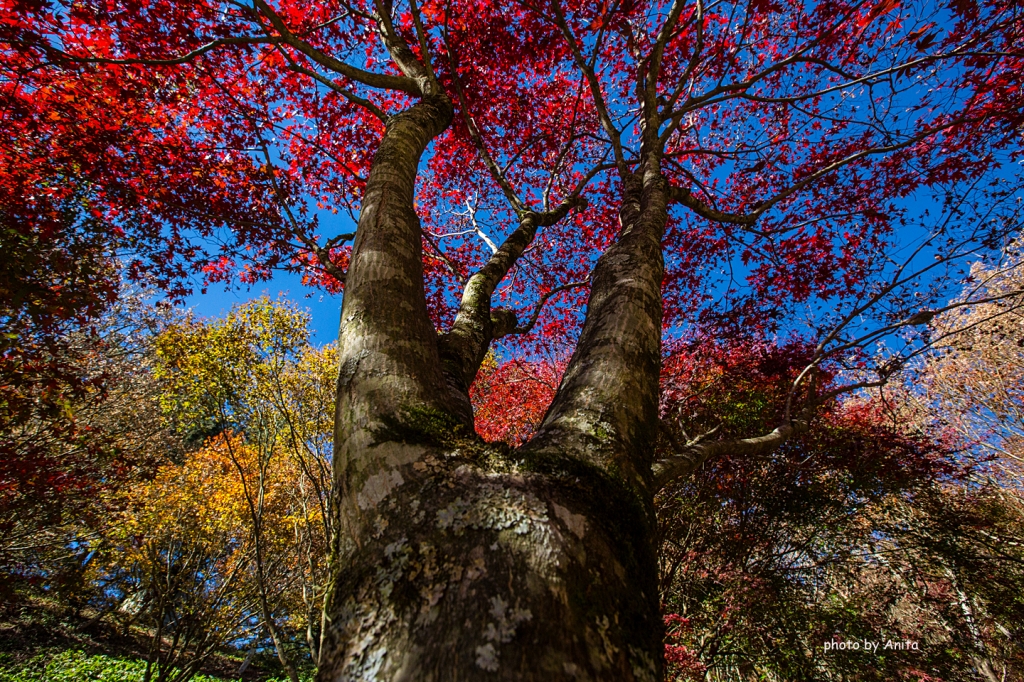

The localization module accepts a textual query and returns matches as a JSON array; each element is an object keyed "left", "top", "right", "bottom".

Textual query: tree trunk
[
  {"left": 318, "top": 446, "right": 662, "bottom": 681},
  {"left": 318, "top": 99, "right": 665, "bottom": 680},
  {"left": 262, "top": 603, "right": 300, "bottom": 682}
]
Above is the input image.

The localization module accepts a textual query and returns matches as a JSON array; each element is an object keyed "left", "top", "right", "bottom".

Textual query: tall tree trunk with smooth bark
[{"left": 317, "top": 98, "right": 668, "bottom": 681}]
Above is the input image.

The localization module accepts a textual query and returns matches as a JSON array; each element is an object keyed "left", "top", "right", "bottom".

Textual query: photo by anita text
[{"left": 823, "top": 639, "right": 920, "bottom": 653}]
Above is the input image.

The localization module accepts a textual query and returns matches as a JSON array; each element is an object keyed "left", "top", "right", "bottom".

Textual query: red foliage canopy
[{"left": 2, "top": 0, "right": 1022, "bottom": 415}]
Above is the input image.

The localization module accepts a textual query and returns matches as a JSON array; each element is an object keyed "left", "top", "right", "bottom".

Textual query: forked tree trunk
[{"left": 318, "top": 98, "right": 666, "bottom": 681}]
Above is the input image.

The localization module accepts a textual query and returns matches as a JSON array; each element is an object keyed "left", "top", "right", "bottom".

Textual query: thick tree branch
[
  {"left": 645, "top": 0, "right": 687, "bottom": 126},
  {"left": 653, "top": 418, "right": 811, "bottom": 490},
  {"left": 667, "top": 184, "right": 757, "bottom": 226},
  {"left": 437, "top": 201, "right": 585, "bottom": 396},
  {"left": 369, "top": 0, "right": 438, "bottom": 95},
  {"left": 333, "top": 93, "right": 461, "bottom": 458},
  {"left": 250, "top": 0, "right": 420, "bottom": 94},
  {"left": 522, "top": 173, "right": 667, "bottom": 501}
]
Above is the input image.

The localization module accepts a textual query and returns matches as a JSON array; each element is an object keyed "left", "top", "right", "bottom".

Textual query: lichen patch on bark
[
  {"left": 553, "top": 502, "right": 588, "bottom": 538},
  {"left": 356, "top": 469, "right": 404, "bottom": 510}
]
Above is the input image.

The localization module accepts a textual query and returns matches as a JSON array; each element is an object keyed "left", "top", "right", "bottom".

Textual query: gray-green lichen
[
  {"left": 475, "top": 596, "right": 533, "bottom": 671},
  {"left": 434, "top": 482, "right": 549, "bottom": 537}
]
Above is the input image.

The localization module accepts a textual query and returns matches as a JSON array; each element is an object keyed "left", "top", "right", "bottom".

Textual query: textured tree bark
[
  {"left": 331, "top": 94, "right": 465, "bottom": 466},
  {"left": 523, "top": 173, "right": 666, "bottom": 498},
  {"left": 319, "top": 99, "right": 666, "bottom": 680},
  {"left": 318, "top": 445, "right": 663, "bottom": 681}
]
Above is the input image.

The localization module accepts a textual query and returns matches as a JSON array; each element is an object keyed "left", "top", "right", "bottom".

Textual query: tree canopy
[{"left": 5, "top": 0, "right": 1021, "bottom": 345}]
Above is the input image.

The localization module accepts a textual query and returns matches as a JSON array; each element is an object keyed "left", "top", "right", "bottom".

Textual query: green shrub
[{"left": 0, "top": 650, "right": 229, "bottom": 682}]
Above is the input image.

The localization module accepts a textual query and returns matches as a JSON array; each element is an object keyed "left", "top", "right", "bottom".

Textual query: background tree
[
  {"left": 99, "top": 434, "right": 267, "bottom": 682},
  {"left": 0, "top": 289, "right": 175, "bottom": 605},
  {"left": 653, "top": 337, "right": 1024, "bottom": 681},
  {"left": 919, "top": 242, "right": 1024, "bottom": 494},
  {"left": 267, "top": 342, "right": 338, "bottom": 666},
  {"left": 154, "top": 299, "right": 335, "bottom": 678},
  {"left": 1, "top": 297, "right": 337, "bottom": 682}
]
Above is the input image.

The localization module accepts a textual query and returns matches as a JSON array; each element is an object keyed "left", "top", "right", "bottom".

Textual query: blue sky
[{"left": 184, "top": 268, "right": 343, "bottom": 346}]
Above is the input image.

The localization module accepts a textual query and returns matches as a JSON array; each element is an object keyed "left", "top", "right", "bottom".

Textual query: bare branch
[
  {"left": 45, "top": 35, "right": 282, "bottom": 66},
  {"left": 548, "top": 0, "right": 630, "bottom": 177},
  {"left": 509, "top": 280, "right": 590, "bottom": 336},
  {"left": 465, "top": 198, "right": 499, "bottom": 254}
]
